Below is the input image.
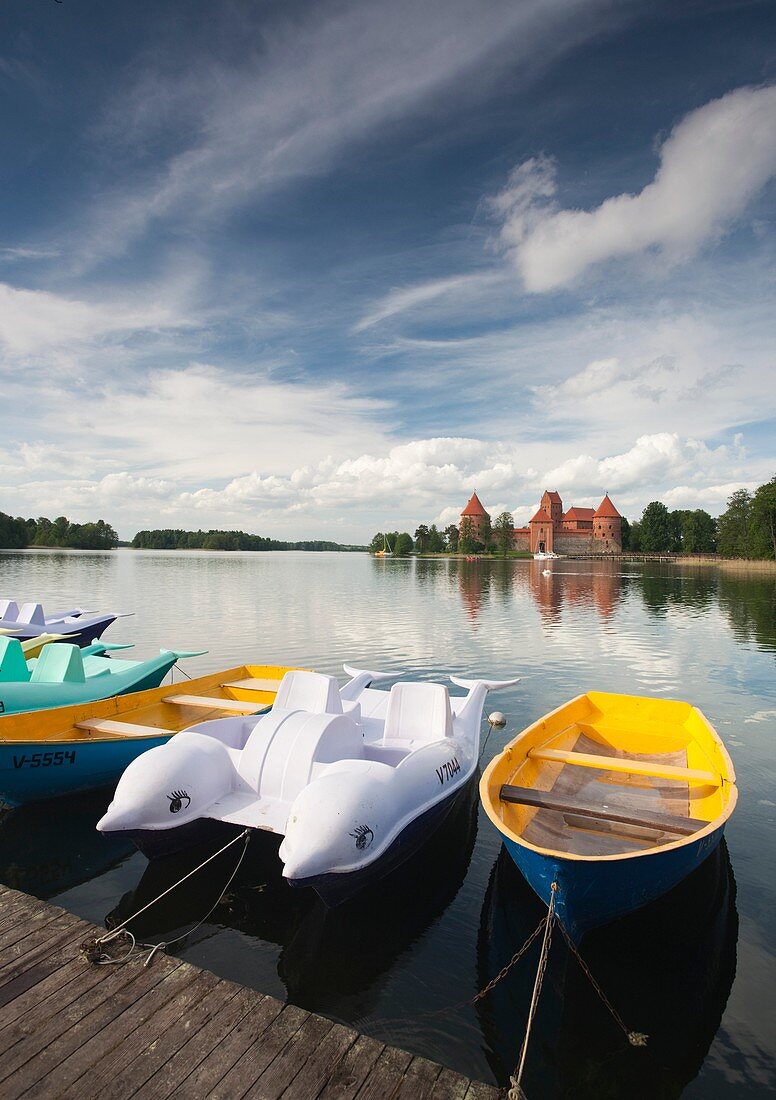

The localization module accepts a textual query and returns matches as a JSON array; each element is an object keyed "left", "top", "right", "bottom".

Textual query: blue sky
[{"left": 1, "top": 0, "right": 774, "bottom": 539}]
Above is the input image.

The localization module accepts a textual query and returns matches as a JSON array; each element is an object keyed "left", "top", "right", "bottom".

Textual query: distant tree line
[
  {"left": 131, "top": 528, "right": 365, "bottom": 551},
  {"left": 369, "top": 512, "right": 519, "bottom": 557},
  {"left": 626, "top": 477, "right": 775, "bottom": 559},
  {"left": 0, "top": 513, "right": 118, "bottom": 550}
]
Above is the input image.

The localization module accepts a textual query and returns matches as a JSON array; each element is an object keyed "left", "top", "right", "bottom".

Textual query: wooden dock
[{"left": 0, "top": 884, "right": 500, "bottom": 1099}]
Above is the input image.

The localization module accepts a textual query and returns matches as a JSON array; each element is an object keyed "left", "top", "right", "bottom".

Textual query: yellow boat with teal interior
[
  {"left": 0, "top": 664, "right": 296, "bottom": 808},
  {"left": 480, "top": 691, "right": 737, "bottom": 942}
]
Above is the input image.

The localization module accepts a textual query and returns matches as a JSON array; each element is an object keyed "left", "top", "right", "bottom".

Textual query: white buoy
[{"left": 488, "top": 711, "right": 507, "bottom": 728}]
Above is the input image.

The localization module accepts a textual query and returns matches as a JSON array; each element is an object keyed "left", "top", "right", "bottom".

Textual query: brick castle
[{"left": 460, "top": 489, "right": 622, "bottom": 554}]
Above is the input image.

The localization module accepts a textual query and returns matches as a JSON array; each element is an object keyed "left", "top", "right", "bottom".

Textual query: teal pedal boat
[{"left": 0, "top": 636, "right": 204, "bottom": 716}]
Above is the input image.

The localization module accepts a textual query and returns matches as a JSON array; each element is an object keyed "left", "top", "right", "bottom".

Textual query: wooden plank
[
  {"left": 61, "top": 971, "right": 235, "bottom": 1100},
  {"left": 527, "top": 746, "right": 719, "bottom": 786},
  {"left": 500, "top": 784, "right": 707, "bottom": 836},
  {"left": 0, "top": 955, "right": 166, "bottom": 1083},
  {"left": 0, "top": 886, "right": 498, "bottom": 1100},
  {"left": 463, "top": 1082, "right": 501, "bottom": 1100},
  {"left": 162, "top": 694, "right": 263, "bottom": 713},
  {"left": 131, "top": 983, "right": 258, "bottom": 1099},
  {"left": 316, "top": 1034, "right": 385, "bottom": 1100},
  {"left": 75, "top": 718, "right": 174, "bottom": 737},
  {"left": 355, "top": 1044, "right": 414, "bottom": 1100},
  {"left": 0, "top": 959, "right": 191, "bottom": 1094},
  {"left": 208, "top": 1003, "right": 310, "bottom": 1100},
  {"left": 224, "top": 677, "right": 282, "bottom": 692},
  {"left": 279, "top": 1021, "right": 358, "bottom": 1099},
  {"left": 36, "top": 964, "right": 204, "bottom": 1096},
  {"left": 243, "top": 1010, "right": 335, "bottom": 1099},
  {"left": 175, "top": 989, "right": 285, "bottom": 1097},
  {"left": 393, "top": 1055, "right": 443, "bottom": 1099},
  {"left": 431, "top": 1067, "right": 473, "bottom": 1100},
  {"left": 0, "top": 945, "right": 117, "bottom": 1038}
]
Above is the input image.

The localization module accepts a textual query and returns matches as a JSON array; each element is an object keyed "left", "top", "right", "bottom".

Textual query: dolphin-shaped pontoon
[{"left": 98, "top": 666, "right": 518, "bottom": 904}]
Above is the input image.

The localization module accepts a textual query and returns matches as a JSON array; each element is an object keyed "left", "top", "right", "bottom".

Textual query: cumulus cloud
[{"left": 492, "top": 84, "right": 776, "bottom": 291}]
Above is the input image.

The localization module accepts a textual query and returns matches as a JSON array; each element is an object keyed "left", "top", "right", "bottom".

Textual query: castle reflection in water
[{"left": 444, "top": 558, "right": 624, "bottom": 627}]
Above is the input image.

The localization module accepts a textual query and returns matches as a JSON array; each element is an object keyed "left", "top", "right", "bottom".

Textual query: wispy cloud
[{"left": 75, "top": 0, "right": 612, "bottom": 266}]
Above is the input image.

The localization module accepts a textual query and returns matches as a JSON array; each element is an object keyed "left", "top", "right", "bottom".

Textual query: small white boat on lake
[{"left": 98, "top": 666, "right": 518, "bottom": 904}]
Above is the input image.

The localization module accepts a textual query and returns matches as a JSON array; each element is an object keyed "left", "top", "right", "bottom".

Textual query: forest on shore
[{"left": 369, "top": 477, "right": 776, "bottom": 559}]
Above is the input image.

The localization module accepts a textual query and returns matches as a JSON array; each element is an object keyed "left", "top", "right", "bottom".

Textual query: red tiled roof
[
  {"left": 543, "top": 491, "right": 562, "bottom": 503},
  {"left": 563, "top": 506, "right": 595, "bottom": 520},
  {"left": 594, "top": 494, "right": 621, "bottom": 519},
  {"left": 461, "top": 491, "right": 489, "bottom": 517},
  {"left": 530, "top": 508, "right": 552, "bottom": 523}
]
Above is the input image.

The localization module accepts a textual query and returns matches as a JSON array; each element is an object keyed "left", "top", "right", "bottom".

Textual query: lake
[{"left": 0, "top": 549, "right": 773, "bottom": 1096}]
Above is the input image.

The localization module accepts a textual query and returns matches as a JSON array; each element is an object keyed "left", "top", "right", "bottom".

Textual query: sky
[{"left": 0, "top": 0, "right": 774, "bottom": 541}]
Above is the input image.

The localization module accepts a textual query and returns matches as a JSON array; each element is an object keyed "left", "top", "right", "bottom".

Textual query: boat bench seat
[
  {"left": 500, "top": 784, "right": 708, "bottom": 836},
  {"left": 223, "top": 677, "right": 283, "bottom": 693},
  {"left": 162, "top": 694, "right": 264, "bottom": 714},
  {"left": 527, "top": 747, "right": 720, "bottom": 786},
  {"left": 75, "top": 719, "right": 174, "bottom": 738}
]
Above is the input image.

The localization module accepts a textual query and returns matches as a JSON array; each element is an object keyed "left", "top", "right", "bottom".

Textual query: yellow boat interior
[
  {"left": 0, "top": 665, "right": 296, "bottom": 745},
  {"left": 482, "top": 691, "right": 737, "bottom": 859}
]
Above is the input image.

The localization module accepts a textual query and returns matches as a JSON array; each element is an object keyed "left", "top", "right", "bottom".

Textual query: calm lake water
[{"left": 0, "top": 549, "right": 774, "bottom": 1096}]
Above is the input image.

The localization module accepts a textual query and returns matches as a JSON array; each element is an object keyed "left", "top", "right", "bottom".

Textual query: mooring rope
[
  {"left": 508, "top": 882, "right": 557, "bottom": 1100},
  {"left": 81, "top": 828, "right": 252, "bottom": 968},
  {"left": 555, "top": 920, "right": 648, "bottom": 1048}
]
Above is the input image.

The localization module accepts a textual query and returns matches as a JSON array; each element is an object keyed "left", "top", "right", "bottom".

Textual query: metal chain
[{"left": 556, "top": 920, "right": 648, "bottom": 1047}]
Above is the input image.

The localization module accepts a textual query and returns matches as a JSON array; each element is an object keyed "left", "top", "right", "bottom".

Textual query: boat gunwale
[
  {"left": 480, "top": 691, "right": 738, "bottom": 864},
  {"left": 0, "top": 664, "right": 295, "bottom": 746}
]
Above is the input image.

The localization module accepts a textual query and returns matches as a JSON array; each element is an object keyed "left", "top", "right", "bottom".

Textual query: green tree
[
  {"left": 368, "top": 532, "right": 386, "bottom": 554},
  {"left": 479, "top": 513, "right": 492, "bottom": 550},
  {"left": 494, "top": 512, "right": 514, "bottom": 557},
  {"left": 752, "top": 476, "right": 776, "bottom": 559},
  {"left": 628, "top": 519, "right": 641, "bottom": 551},
  {"left": 444, "top": 524, "right": 459, "bottom": 552},
  {"left": 458, "top": 516, "right": 474, "bottom": 554},
  {"left": 393, "top": 532, "right": 414, "bottom": 557},
  {"left": 680, "top": 509, "right": 717, "bottom": 554},
  {"left": 414, "top": 524, "right": 430, "bottom": 553},
  {"left": 428, "top": 524, "right": 445, "bottom": 553},
  {"left": 620, "top": 515, "right": 631, "bottom": 550},
  {"left": 717, "top": 489, "right": 753, "bottom": 558},
  {"left": 0, "top": 512, "right": 29, "bottom": 549},
  {"left": 640, "top": 501, "right": 672, "bottom": 552}
]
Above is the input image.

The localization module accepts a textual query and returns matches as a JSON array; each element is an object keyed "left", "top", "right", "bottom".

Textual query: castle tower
[
  {"left": 460, "top": 491, "right": 490, "bottom": 543},
  {"left": 541, "top": 490, "right": 563, "bottom": 530},
  {"left": 593, "top": 494, "right": 622, "bottom": 551},
  {"left": 529, "top": 506, "right": 554, "bottom": 554}
]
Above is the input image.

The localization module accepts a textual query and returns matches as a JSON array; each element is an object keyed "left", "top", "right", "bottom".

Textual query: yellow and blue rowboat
[
  {"left": 0, "top": 664, "right": 294, "bottom": 807},
  {"left": 480, "top": 691, "right": 737, "bottom": 943}
]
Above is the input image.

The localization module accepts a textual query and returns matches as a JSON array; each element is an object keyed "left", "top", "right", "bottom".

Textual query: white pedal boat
[
  {"left": 98, "top": 666, "right": 517, "bottom": 905},
  {"left": 0, "top": 600, "right": 124, "bottom": 647}
]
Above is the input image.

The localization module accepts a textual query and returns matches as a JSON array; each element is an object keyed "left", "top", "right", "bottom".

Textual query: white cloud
[
  {"left": 493, "top": 84, "right": 776, "bottom": 291},
  {"left": 0, "top": 281, "right": 188, "bottom": 358}
]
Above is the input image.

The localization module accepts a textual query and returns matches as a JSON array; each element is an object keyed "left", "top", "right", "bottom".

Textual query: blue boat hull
[
  {"left": 503, "top": 824, "right": 726, "bottom": 943},
  {"left": 0, "top": 735, "right": 171, "bottom": 807}
]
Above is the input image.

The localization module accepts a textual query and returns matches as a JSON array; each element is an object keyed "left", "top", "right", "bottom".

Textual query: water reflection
[
  {"left": 477, "top": 842, "right": 738, "bottom": 1097},
  {"left": 447, "top": 558, "right": 625, "bottom": 628},
  {"left": 0, "top": 789, "right": 134, "bottom": 898},
  {"left": 106, "top": 778, "right": 479, "bottom": 1021}
]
